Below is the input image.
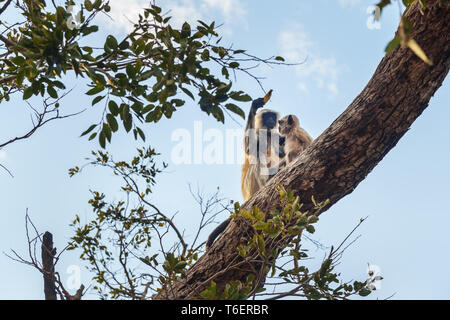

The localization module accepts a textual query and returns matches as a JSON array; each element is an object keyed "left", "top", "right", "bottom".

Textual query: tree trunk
[
  {"left": 42, "top": 231, "right": 57, "bottom": 300},
  {"left": 155, "top": 0, "right": 450, "bottom": 299}
]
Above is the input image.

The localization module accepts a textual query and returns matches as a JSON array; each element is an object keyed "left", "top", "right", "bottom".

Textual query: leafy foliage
[
  {"left": 376, "top": 0, "right": 432, "bottom": 65},
  {"left": 68, "top": 147, "right": 232, "bottom": 299},
  {"left": 0, "top": 0, "right": 287, "bottom": 148},
  {"left": 68, "top": 148, "right": 170, "bottom": 298},
  {"left": 3, "top": 0, "right": 407, "bottom": 300},
  {"left": 68, "top": 148, "right": 378, "bottom": 300},
  {"left": 200, "top": 187, "right": 378, "bottom": 300}
]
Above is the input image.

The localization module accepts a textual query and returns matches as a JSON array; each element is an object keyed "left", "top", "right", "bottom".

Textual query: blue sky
[{"left": 0, "top": 0, "right": 449, "bottom": 299}]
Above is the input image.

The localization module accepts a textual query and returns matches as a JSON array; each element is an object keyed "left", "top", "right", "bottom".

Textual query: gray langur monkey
[
  {"left": 241, "top": 106, "right": 285, "bottom": 201},
  {"left": 206, "top": 93, "right": 285, "bottom": 250}
]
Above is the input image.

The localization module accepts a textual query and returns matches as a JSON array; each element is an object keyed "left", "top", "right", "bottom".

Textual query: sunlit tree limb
[{"left": 155, "top": 0, "right": 450, "bottom": 299}]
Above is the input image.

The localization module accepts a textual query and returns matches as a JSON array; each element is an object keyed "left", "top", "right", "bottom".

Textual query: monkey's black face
[{"left": 262, "top": 112, "right": 278, "bottom": 129}]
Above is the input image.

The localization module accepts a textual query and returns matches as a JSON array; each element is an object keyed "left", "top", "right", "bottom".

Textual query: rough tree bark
[
  {"left": 155, "top": 1, "right": 450, "bottom": 299},
  {"left": 42, "top": 232, "right": 57, "bottom": 300}
]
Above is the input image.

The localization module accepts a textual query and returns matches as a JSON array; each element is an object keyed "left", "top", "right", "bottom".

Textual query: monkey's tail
[
  {"left": 205, "top": 218, "right": 231, "bottom": 250},
  {"left": 241, "top": 156, "right": 252, "bottom": 201}
]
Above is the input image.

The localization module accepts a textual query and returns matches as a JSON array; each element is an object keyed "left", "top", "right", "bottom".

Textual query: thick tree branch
[
  {"left": 0, "top": 34, "right": 16, "bottom": 47},
  {"left": 41, "top": 232, "right": 57, "bottom": 300},
  {"left": 155, "top": 0, "right": 450, "bottom": 299},
  {"left": 6, "top": 214, "right": 85, "bottom": 300},
  {"left": 0, "top": 0, "right": 13, "bottom": 16}
]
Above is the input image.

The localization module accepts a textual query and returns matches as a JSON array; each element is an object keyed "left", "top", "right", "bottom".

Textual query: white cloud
[
  {"left": 98, "top": 0, "right": 146, "bottom": 32},
  {"left": 166, "top": 0, "right": 203, "bottom": 29},
  {"left": 202, "top": 0, "right": 246, "bottom": 23},
  {"left": 0, "top": 150, "right": 6, "bottom": 159},
  {"left": 201, "top": 0, "right": 247, "bottom": 35},
  {"left": 298, "top": 82, "right": 309, "bottom": 93},
  {"left": 99, "top": 0, "right": 246, "bottom": 33},
  {"left": 338, "top": 0, "right": 361, "bottom": 8},
  {"left": 279, "top": 24, "right": 342, "bottom": 96}
]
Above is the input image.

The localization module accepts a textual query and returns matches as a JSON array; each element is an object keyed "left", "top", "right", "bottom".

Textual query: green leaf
[
  {"left": 376, "top": 0, "right": 392, "bottom": 12},
  {"left": 174, "top": 261, "right": 187, "bottom": 273},
  {"left": 98, "top": 131, "right": 106, "bottom": 148},
  {"left": 222, "top": 66, "right": 229, "bottom": 79},
  {"left": 306, "top": 225, "right": 315, "bottom": 234},
  {"left": 102, "top": 123, "right": 112, "bottom": 142},
  {"left": 171, "top": 99, "right": 185, "bottom": 107},
  {"left": 253, "top": 221, "right": 267, "bottom": 231},
  {"left": 181, "top": 87, "right": 195, "bottom": 100},
  {"left": 86, "top": 86, "right": 104, "bottom": 95},
  {"left": 145, "top": 111, "right": 156, "bottom": 122},
  {"left": 142, "top": 104, "right": 155, "bottom": 113},
  {"left": 108, "top": 100, "right": 119, "bottom": 115},
  {"left": 84, "top": 0, "right": 93, "bottom": 11},
  {"left": 359, "top": 287, "right": 372, "bottom": 297},
  {"left": 307, "top": 215, "right": 319, "bottom": 224},
  {"left": 16, "top": 71, "right": 25, "bottom": 86},
  {"left": 52, "top": 80, "right": 66, "bottom": 89},
  {"left": 201, "top": 49, "right": 210, "bottom": 61},
  {"left": 106, "top": 114, "right": 119, "bottom": 132},
  {"left": 275, "top": 56, "right": 285, "bottom": 62},
  {"left": 88, "top": 132, "right": 97, "bottom": 141},
  {"left": 225, "top": 103, "right": 245, "bottom": 119},
  {"left": 23, "top": 86, "right": 33, "bottom": 100},
  {"left": 81, "top": 46, "right": 93, "bottom": 54},
  {"left": 136, "top": 127, "right": 145, "bottom": 141},
  {"left": 402, "top": 0, "right": 415, "bottom": 7},
  {"left": 199, "top": 96, "right": 213, "bottom": 114},
  {"left": 119, "top": 40, "right": 129, "bottom": 50},
  {"left": 80, "top": 124, "right": 96, "bottom": 137},
  {"left": 11, "top": 56, "right": 25, "bottom": 66},
  {"left": 216, "top": 82, "right": 232, "bottom": 95},
  {"left": 126, "top": 64, "right": 136, "bottom": 78},
  {"left": 120, "top": 103, "right": 130, "bottom": 120},
  {"left": 92, "top": 95, "right": 105, "bottom": 105},
  {"left": 105, "top": 35, "right": 118, "bottom": 50},
  {"left": 123, "top": 113, "right": 133, "bottom": 132},
  {"left": 93, "top": 0, "right": 102, "bottom": 9},
  {"left": 212, "top": 106, "right": 224, "bottom": 123},
  {"left": 138, "top": 70, "right": 153, "bottom": 81},
  {"left": 237, "top": 245, "right": 247, "bottom": 257},
  {"left": 229, "top": 91, "right": 252, "bottom": 102},
  {"left": 181, "top": 22, "right": 191, "bottom": 38}
]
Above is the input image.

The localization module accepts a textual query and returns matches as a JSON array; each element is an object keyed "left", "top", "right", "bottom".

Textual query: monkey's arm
[
  {"left": 245, "top": 98, "right": 265, "bottom": 154},
  {"left": 208, "top": 98, "right": 267, "bottom": 250},
  {"left": 245, "top": 98, "right": 264, "bottom": 130}
]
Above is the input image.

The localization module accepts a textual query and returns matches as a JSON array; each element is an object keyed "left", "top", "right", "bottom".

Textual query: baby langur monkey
[{"left": 278, "top": 114, "right": 313, "bottom": 165}]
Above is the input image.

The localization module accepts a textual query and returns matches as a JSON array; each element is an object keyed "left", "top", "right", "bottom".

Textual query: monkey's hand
[{"left": 251, "top": 98, "right": 265, "bottom": 111}]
